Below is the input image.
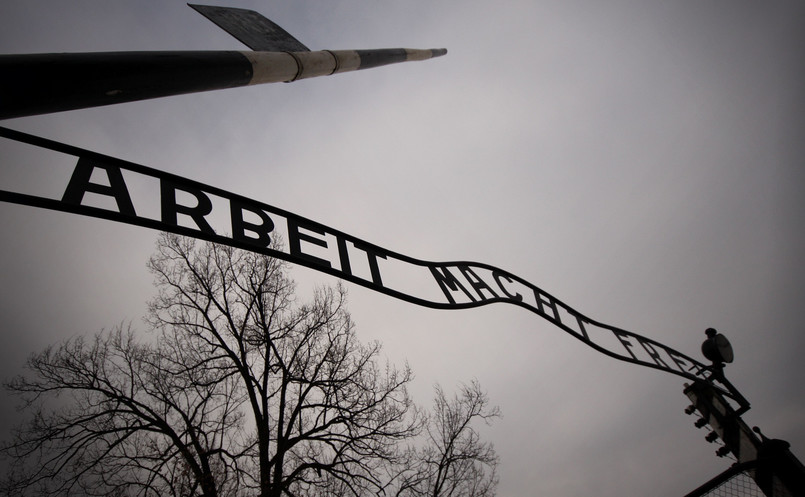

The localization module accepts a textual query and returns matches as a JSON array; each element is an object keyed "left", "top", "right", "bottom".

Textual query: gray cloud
[{"left": 1, "top": 1, "right": 803, "bottom": 496}]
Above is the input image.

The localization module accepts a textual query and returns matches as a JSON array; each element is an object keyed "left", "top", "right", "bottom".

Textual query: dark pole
[{"left": 0, "top": 48, "right": 446, "bottom": 120}]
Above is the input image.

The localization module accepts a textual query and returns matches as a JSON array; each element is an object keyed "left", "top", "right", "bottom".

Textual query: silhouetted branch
[{"left": 2, "top": 233, "right": 498, "bottom": 497}]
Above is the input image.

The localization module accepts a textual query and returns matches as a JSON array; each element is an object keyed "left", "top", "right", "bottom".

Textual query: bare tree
[
  {"left": 1, "top": 326, "right": 244, "bottom": 496},
  {"left": 1, "top": 233, "right": 420, "bottom": 496},
  {"left": 393, "top": 380, "right": 500, "bottom": 497}
]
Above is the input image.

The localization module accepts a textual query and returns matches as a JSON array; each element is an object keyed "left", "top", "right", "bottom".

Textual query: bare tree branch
[
  {"left": 2, "top": 233, "right": 438, "bottom": 497},
  {"left": 392, "top": 380, "right": 500, "bottom": 497}
]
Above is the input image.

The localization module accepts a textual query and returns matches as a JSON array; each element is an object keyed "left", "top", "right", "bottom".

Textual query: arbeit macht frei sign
[{"left": 0, "top": 126, "right": 732, "bottom": 399}]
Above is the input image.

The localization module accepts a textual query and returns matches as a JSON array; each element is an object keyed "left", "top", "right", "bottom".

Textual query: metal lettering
[
  {"left": 231, "top": 198, "right": 275, "bottom": 247},
  {"left": 430, "top": 265, "right": 477, "bottom": 304},
  {"left": 0, "top": 126, "right": 736, "bottom": 400},
  {"left": 492, "top": 270, "right": 523, "bottom": 302},
  {"left": 458, "top": 265, "right": 499, "bottom": 301},
  {"left": 287, "top": 217, "right": 331, "bottom": 269},
  {"left": 62, "top": 157, "right": 136, "bottom": 216},
  {"left": 160, "top": 178, "right": 215, "bottom": 234}
]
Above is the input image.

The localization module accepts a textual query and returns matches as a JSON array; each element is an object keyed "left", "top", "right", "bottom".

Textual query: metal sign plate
[{"left": 1, "top": 126, "right": 734, "bottom": 398}]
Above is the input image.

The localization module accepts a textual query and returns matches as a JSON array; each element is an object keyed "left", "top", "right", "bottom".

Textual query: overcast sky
[{"left": 1, "top": 1, "right": 804, "bottom": 495}]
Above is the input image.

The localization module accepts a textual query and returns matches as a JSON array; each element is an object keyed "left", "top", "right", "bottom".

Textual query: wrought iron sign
[{"left": 0, "top": 126, "right": 739, "bottom": 400}]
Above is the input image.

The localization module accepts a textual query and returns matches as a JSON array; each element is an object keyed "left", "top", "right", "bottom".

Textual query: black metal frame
[{"left": 0, "top": 126, "right": 743, "bottom": 402}]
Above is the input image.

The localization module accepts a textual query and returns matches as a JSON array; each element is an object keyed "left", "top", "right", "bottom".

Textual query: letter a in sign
[{"left": 62, "top": 158, "right": 136, "bottom": 216}]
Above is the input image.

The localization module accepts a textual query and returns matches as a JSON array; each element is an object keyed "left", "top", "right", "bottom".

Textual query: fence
[{"left": 684, "top": 460, "right": 796, "bottom": 497}]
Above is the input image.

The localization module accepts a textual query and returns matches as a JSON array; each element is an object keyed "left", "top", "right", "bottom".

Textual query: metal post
[
  {"left": 685, "top": 379, "right": 805, "bottom": 495},
  {"left": 0, "top": 48, "right": 446, "bottom": 119}
]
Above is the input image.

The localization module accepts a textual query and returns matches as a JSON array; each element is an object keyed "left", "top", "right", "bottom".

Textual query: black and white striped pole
[
  {"left": 0, "top": 48, "right": 446, "bottom": 119},
  {"left": 0, "top": 4, "right": 446, "bottom": 120}
]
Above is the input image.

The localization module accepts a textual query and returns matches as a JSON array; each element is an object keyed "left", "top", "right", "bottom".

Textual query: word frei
[{"left": 0, "top": 126, "right": 725, "bottom": 396}]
